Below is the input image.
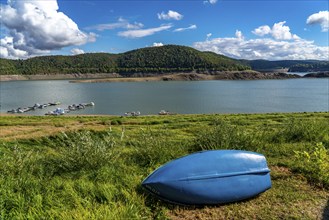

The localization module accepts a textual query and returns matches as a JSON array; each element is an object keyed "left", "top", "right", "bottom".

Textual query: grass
[{"left": 0, "top": 112, "right": 328, "bottom": 219}]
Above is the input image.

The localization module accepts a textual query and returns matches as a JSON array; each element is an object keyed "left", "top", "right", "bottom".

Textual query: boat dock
[
  {"left": 7, "top": 102, "right": 95, "bottom": 116},
  {"left": 7, "top": 102, "right": 61, "bottom": 113}
]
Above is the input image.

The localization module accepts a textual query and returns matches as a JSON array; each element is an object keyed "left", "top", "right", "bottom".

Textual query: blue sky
[{"left": 0, "top": 0, "right": 328, "bottom": 60}]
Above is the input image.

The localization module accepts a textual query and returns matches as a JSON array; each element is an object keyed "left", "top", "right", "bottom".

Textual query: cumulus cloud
[
  {"left": 252, "top": 21, "right": 300, "bottom": 40},
  {"left": 193, "top": 30, "right": 328, "bottom": 60},
  {"left": 235, "top": 30, "right": 244, "bottom": 40},
  {"left": 88, "top": 17, "right": 144, "bottom": 31},
  {"left": 0, "top": 0, "right": 95, "bottom": 59},
  {"left": 71, "top": 48, "right": 85, "bottom": 55},
  {"left": 174, "top": 24, "right": 197, "bottom": 32},
  {"left": 203, "top": 0, "right": 218, "bottom": 4},
  {"left": 252, "top": 25, "right": 271, "bottom": 36},
  {"left": 272, "top": 21, "right": 300, "bottom": 40},
  {"left": 152, "top": 42, "right": 164, "bottom": 47},
  {"left": 306, "top": 11, "right": 329, "bottom": 32},
  {"left": 158, "top": 10, "right": 183, "bottom": 20},
  {"left": 118, "top": 24, "right": 172, "bottom": 38},
  {"left": 0, "top": 36, "right": 28, "bottom": 59},
  {"left": 206, "top": 33, "right": 212, "bottom": 40}
]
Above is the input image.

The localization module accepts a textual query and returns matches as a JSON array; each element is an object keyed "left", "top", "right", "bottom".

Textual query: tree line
[{"left": 0, "top": 45, "right": 250, "bottom": 75}]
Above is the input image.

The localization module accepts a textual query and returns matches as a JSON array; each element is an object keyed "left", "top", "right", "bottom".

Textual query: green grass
[{"left": 0, "top": 112, "right": 328, "bottom": 219}]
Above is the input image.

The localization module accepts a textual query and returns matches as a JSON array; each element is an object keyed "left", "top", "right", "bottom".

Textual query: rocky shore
[
  {"left": 0, "top": 73, "right": 119, "bottom": 82},
  {"left": 71, "top": 71, "right": 301, "bottom": 83},
  {"left": 1, "top": 71, "right": 327, "bottom": 82}
]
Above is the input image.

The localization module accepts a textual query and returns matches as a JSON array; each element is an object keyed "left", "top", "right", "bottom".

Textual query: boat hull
[{"left": 142, "top": 150, "right": 271, "bottom": 205}]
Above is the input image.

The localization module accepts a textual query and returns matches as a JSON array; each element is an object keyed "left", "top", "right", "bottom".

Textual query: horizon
[{"left": 0, "top": 0, "right": 328, "bottom": 61}]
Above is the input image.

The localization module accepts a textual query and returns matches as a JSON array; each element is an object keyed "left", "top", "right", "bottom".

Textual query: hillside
[
  {"left": 117, "top": 45, "right": 248, "bottom": 74},
  {"left": 0, "top": 53, "right": 119, "bottom": 75},
  {"left": 0, "top": 45, "right": 250, "bottom": 75},
  {"left": 241, "top": 59, "right": 329, "bottom": 72},
  {"left": 2, "top": 45, "right": 328, "bottom": 76}
]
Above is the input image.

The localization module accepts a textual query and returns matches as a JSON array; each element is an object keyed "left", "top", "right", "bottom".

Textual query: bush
[
  {"left": 293, "top": 142, "right": 329, "bottom": 188},
  {"left": 192, "top": 119, "right": 262, "bottom": 152},
  {"left": 43, "top": 130, "right": 118, "bottom": 176},
  {"left": 269, "top": 118, "right": 327, "bottom": 143},
  {"left": 127, "top": 127, "right": 186, "bottom": 167}
]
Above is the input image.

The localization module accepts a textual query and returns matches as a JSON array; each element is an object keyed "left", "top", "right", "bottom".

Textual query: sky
[{"left": 0, "top": 0, "right": 328, "bottom": 60}]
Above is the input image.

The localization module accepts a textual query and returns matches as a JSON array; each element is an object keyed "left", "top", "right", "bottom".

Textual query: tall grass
[
  {"left": 1, "top": 113, "right": 328, "bottom": 219},
  {"left": 268, "top": 118, "right": 328, "bottom": 144},
  {"left": 41, "top": 130, "right": 118, "bottom": 176},
  {"left": 191, "top": 119, "right": 263, "bottom": 152},
  {"left": 191, "top": 117, "right": 329, "bottom": 188},
  {"left": 126, "top": 127, "right": 188, "bottom": 168}
]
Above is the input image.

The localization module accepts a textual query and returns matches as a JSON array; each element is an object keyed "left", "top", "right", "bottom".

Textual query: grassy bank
[{"left": 0, "top": 113, "right": 328, "bottom": 219}]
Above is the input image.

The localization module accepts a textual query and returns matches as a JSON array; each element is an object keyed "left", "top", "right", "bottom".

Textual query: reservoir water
[{"left": 0, "top": 78, "right": 328, "bottom": 115}]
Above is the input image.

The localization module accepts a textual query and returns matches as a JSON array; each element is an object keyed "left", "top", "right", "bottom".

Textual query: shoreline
[
  {"left": 1, "top": 71, "right": 327, "bottom": 83},
  {"left": 0, "top": 73, "right": 120, "bottom": 82},
  {"left": 0, "top": 71, "right": 302, "bottom": 82}
]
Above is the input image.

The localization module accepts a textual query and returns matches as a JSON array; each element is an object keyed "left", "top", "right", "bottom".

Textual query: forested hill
[
  {"left": 0, "top": 45, "right": 250, "bottom": 75},
  {"left": 241, "top": 59, "right": 329, "bottom": 72}
]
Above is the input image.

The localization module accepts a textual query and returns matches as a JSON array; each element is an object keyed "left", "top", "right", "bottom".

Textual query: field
[{"left": 0, "top": 112, "right": 328, "bottom": 219}]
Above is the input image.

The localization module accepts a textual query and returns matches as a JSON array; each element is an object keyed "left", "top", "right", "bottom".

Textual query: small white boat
[
  {"left": 159, "top": 110, "right": 170, "bottom": 115},
  {"left": 45, "top": 108, "right": 65, "bottom": 116},
  {"left": 124, "top": 111, "right": 141, "bottom": 116}
]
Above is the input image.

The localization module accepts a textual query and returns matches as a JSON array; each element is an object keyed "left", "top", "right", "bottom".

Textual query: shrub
[
  {"left": 269, "top": 118, "right": 327, "bottom": 143},
  {"left": 43, "top": 130, "right": 118, "bottom": 176},
  {"left": 293, "top": 142, "right": 329, "bottom": 188},
  {"left": 191, "top": 119, "right": 262, "bottom": 152},
  {"left": 127, "top": 127, "right": 186, "bottom": 167}
]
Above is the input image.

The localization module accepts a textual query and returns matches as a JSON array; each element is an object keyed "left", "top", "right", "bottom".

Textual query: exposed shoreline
[
  {"left": 0, "top": 71, "right": 303, "bottom": 82},
  {"left": 0, "top": 73, "right": 120, "bottom": 82},
  {"left": 1, "top": 71, "right": 327, "bottom": 83}
]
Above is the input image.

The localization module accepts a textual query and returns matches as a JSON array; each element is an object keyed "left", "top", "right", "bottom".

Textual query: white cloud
[
  {"left": 152, "top": 42, "right": 164, "bottom": 47},
  {"left": 88, "top": 17, "right": 144, "bottom": 31},
  {"left": 203, "top": 0, "right": 218, "bottom": 4},
  {"left": 307, "top": 11, "right": 329, "bottom": 32},
  {"left": 174, "top": 24, "right": 197, "bottom": 32},
  {"left": 252, "top": 21, "right": 300, "bottom": 40},
  {"left": 158, "top": 10, "right": 183, "bottom": 20},
  {"left": 271, "top": 21, "right": 300, "bottom": 40},
  {"left": 71, "top": 48, "right": 85, "bottom": 55},
  {"left": 118, "top": 24, "right": 172, "bottom": 38},
  {"left": 0, "top": 0, "right": 95, "bottom": 59},
  {"left": 252, "top": 25, "right": 271, "bottom": 36},
  {"left": 0, "top": 36, "right": 28, "bottom": 59},
  {"left": 235, "top": 30, "right": 244, "bottom": 40},
  {"left": 206, "top": 33, "right": 212, "bottom": 40},
  {"left": 193, "top": 30, "right": 329, "bottom": 60}
]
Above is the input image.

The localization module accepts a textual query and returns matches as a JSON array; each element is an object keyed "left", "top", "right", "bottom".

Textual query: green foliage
[
  {"left": 0, "top": 45, "right": 250, "bottom": 75},
  {"left": 293, "top": 143, "right": 329, "bottom": 188},
  {"left": 242, "top": 59, "right": 329, "bottom": 71},
  {"left": 192, "top": 119, "right": 262, "bottom": 152},
  {"left": 42, "top": 130, "right": 118, "bottom": 176},
  {"left": 126, "top": 127, "right": 187, "bottom": 168},
  {"left": 268, "top": 118, "right": 328, "bottom": 143},
  {"left": 117, "top": 45, "right": 249, "bottom": 73},
  {"left": 289, "top": 62, "right": 329, "bottom": 72},
  {"left": 0, "top": 113, "right": 329, "bottom": 219}
]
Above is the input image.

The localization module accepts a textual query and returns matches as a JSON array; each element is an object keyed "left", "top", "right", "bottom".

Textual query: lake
[{"left": 0, "top": 78, "right": 328, "bottom": 115}]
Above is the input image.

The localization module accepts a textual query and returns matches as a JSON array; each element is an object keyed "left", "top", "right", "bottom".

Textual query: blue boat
[{"left": 142, "top": 150, "right": 271, "bottom": 205}]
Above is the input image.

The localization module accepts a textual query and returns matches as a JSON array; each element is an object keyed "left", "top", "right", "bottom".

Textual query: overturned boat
[{"left": 142, "top": 150, "right": 271, "bottom": 205}]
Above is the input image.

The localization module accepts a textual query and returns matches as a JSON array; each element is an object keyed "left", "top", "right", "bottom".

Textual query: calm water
[{"left": 0, "top": 79, "right": 328, "bottom": 115}]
